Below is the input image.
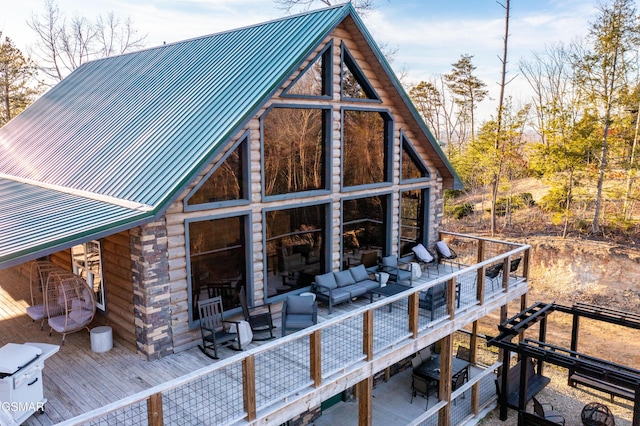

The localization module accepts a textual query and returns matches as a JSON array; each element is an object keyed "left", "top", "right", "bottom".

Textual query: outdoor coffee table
[{"left": 369, "top": 283, "right": 412, "bottom": 311}]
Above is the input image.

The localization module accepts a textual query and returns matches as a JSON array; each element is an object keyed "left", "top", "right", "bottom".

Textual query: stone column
[{"left": 130, "top": 219, "right": 173, "bottom": 360}]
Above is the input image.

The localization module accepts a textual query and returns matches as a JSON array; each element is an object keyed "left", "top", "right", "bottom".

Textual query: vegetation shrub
[
  {"left": 540, "top": 186, "right": 570, "bottom": 212},
  {"left": 447, "top": 202, "right": 474, "bottom": 219},
  {"left": 493, "top": 193, "right": 535, "bottom": 216}
]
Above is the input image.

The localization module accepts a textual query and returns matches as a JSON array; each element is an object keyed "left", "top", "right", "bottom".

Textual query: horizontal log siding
[{"left": 102, "top": 231, "right": 136, "bottom": 347}]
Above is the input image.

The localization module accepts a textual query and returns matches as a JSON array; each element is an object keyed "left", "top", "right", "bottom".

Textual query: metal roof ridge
[{"left": 0, "top": 173, "right": 153, "bottom": 212}]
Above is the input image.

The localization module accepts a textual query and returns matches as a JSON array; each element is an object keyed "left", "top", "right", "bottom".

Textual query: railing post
[
  {"left": 409, "top": 292, "right": 419, "bottom": 338},
  {"left": 363, "top": 310, "right": 373, "bottom": 361},
  {"left": 476, "top": 265, "right": 486, "bottom": 305},
  {"left": 310, "top": 330, "right": 322, "bottom": 386},
  {"left": 447, "top": 277, "right": 456, "bottom": 320},
  {"left": 501, "top": 256, "right": 511, "bottom": 290},
  {"left": 147, "top": 392, "right": 163, "bottom": 426},
  {"left": 477, "top": 239, "right": 485, "bottom": 264},
  {"left": 243, "top": 355, "right": 257, "bottom": 421}
]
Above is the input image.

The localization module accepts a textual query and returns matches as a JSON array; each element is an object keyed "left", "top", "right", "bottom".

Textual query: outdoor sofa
[{"left": 312, "top": 264, "right": 380, "bottom": 314}]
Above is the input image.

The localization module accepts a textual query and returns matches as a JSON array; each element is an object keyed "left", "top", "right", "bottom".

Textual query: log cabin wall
[
  {"left": 101, "top": 231, "right": 136, "bottom": 348},
  {"left": 161, "top": 24, "right": 447, "bottom": 352}
]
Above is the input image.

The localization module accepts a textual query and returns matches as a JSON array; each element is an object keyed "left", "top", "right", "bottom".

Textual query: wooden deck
[{"left": 0, "top": 262, "right": 516, "bottom": 425}]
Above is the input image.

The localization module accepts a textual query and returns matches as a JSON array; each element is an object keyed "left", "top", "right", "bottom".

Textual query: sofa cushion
[
  {"left": 347, "top": 284, "right": 368, "bottom": 298},
  {"left": 357, "top": 278, "right": 379, "bottom": 292},
  {"left": 327, "top": 288, "right": 352, "bottom": 304},
  {"left": 335, "top": 270, "right": 356, "bottom": 287},
  {"left": 350, "top": 264, "right": 370, "bottom": 282},
  {"left": 315, "top": 272, "right": 337, "bottom": 290}
]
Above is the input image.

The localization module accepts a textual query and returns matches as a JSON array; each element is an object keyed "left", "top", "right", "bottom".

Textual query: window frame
[
  {"left": 260, "top": 104, "right": 332, "bottom": 201},
  {"left": 183, "top": 131, "right": 250, "bottom": 212},
  {"left": 185, "top": 210, "right": 253, "bottom": 327},
  {"left": 262, "top": 200, "right": 331, "bottom": 303},
  {"left": 281, "top": 41, "right": 333, "bottom": 100},
  {"left": 399, "top": 187, "right": 430, "bottom": 256},
  {"left": 400, "top": 130, "right": 431, "bottom": 184},
  {"left": 340, "top": 192, "right": 392, "bottom": 268},
  {"left": 340, "top": 107, "right": 394, "bottom": 191},
  {"left": 340, "top": 44, "right": 381, "bottom": 102},
  {"left": 71, "top": 240, "right": 106, "bottom": 312}
]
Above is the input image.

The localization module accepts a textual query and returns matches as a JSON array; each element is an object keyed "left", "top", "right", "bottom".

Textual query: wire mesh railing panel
[
  {"left": 85, "top": 400, "right": 147, "bottom": 426},
  {"left": 479, "top": 369, "right": 498, "bottom": 408},
  {"left": 372, "top": 297, "right": 411, "bottom": 353},
  {"left": 450, "top": 389, "right": 473, "bottom": 425},
  {"left": 455, "top": 270, "right": 478, "bottom": 310},
  {"left": 254, "top": 337, "right": 312, "bottom": 409},
  {"left": 162, "top": 362, "right": 245, "bottom": 425},
  {"left": 321, "top": 315, "right": 365, "bottom": 377}
]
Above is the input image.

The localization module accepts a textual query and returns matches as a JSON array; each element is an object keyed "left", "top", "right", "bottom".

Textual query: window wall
[
  {"left": 188, "top": 215, "right": 247, "bottom": 321},
  {"left": 342, "top": 110, "right": 390, "bottom": 188},
  {"left": 400, "top": 189, "right": 427, "bottom": 256},
  {"left": 265, "top": 204, "right": 326, "bottom": 297},
  {"left": 263, "top": 107, "right": 328, "bottom": 197},
  {"left": 342, "top": 195, "right": 388, "bottom": 267}
]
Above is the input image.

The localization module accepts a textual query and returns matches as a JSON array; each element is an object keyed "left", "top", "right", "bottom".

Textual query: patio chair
[
  {"left": 379, "top": 254, "right": 413, "bottom": 285},
  {"left": 533, "top": 397, "right": 565, "bottom": 425},
  {"left": 281, "top": 294, "right": 317, "bottom": 336},
  {"left": 456, "top": 345, "right": 470, "bottom": 362},
  {"left": 506, "top": 257, "right": 522, "bottom": 278},
  {"left": 485, "top": 263, "right": 503, "bottom": 290},
  {"left": 237, "top": 284, "right": 275, "bottom": 341},
  {"left": 46, "top": 271, "right": 96, "bottom": 344},
  {"left": 434, "top": 240, "right": 460, "bottom": 272},
  {"left": 452, "top": 368, "right": 469, "bottom": 405},
  {"left": 411, "top": 243, "right": 438, "bottom": 276},
  {"left": 197, "top": 296, "right": 243, "bottom": 359},
  {"left": 27, "top": 260, "right": 61, "bottom": 329},
  {"left": 410, "top": 373, "right": 434, "bottom": 409},
  {"left": 418, "top": 283, "right": 447, "bottom": 320},
  {"left": 347, "top": 249, "right": 378, "bottom": 268}
]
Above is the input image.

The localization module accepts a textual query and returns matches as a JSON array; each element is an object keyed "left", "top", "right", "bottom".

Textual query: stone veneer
[{"left": 130, "top": 220, "right": 174, "bottom": 360}]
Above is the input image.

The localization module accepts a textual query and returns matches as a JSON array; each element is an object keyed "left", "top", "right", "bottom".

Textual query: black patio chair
[
  {"left": 410, "top": 373, "right": 435, "bottom": 409},
  {"left": 434, "top": 240, "right": 460, "bottom": 272},
  {"left": 197, "top": 296, "right": 243, "bottom": 359},
  {"left": 237, "top": 284, "right": 275, "bottom": 341},
  {"left": 485, "top": 263, "right": 503, "bottom": 290},
  {"left": 533, "top": 396, "right": 565, "bottom": 425}
]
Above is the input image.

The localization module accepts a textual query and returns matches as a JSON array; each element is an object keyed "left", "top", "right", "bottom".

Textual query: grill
[{"left": 0, "top": 343, "right": 59, "bottom": 424}]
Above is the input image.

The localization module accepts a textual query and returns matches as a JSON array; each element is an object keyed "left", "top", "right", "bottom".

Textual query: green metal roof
[{"left": 0, "top": 4, "right": 461, "bottom": 269}]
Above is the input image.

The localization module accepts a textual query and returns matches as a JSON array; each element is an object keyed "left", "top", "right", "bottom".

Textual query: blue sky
[{"left": 2, "top": 0, "right": 603, "bottom": 122}]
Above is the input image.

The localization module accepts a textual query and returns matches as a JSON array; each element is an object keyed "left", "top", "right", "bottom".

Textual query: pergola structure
[{"left": 488, "top": 302, "right": 640, "bottom": 426}]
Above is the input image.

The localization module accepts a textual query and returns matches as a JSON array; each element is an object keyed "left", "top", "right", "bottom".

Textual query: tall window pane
[
  {"left": 265, "top": 205, "right": 325, "bottom": 297},
  {"left": 189, "top": 216, "right": 246, "bottom": 319},
  {"left": 187, "top": 139, "right": 245, "bottom": 205},
  {"left": 342, "top": 196, "right": 387, "bottom": 266},
  {"left": 343, "top": 110, "right": 387, "bottom": 187},
  {"left": 400, "top": 190, "right": 424, "bottom": 256},
  {"left": 263, "top": 107, "right": 326, "bottom": 196}
]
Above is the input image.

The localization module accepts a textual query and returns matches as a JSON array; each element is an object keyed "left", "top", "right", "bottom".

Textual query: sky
[{"left": 1, "top": 0, "right": 605, "bottom": 123}]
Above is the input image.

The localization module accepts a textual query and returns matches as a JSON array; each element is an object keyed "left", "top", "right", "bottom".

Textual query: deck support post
[
  {"left": 243, "top": 355, "right": 256, "bottom": 421},
  {"left": 311, "top": 330, "right": 322, "bottom": 386},
  {"left": 438, "top": 334, "right": 453, "bottom": 426},
  {"left": 356, "top": 376, "right": 372, "bottom": 426}
]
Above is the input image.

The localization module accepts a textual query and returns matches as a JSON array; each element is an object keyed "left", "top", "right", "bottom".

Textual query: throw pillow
[
  {"left": 335, "top": 270, "right": 356, "bottom": 287},
  {"left": 412, "top": 243, "right": 434, "bottom": 263},
  {"left": 436, "top": 240, "right": 452, "bottom": 258},
  {"left": 382, "top": 255, "right": 397, "bottom": 267},
  {"left": 349, "top": 264, "right": 370, "bottom": 282}
]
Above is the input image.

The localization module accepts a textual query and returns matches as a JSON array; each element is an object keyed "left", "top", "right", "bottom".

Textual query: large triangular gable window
[
  {"left": 341, "top": 44, "right": 380, "bottom": 101},
  {"left": 185, "top": 134, "right": 249, "bottom": 210},
  {"left": 282, "top": 42, "right": 332, "bottom": 98},
  {"left": 401, "top": 133, "right": 430, "bottom": 182}
]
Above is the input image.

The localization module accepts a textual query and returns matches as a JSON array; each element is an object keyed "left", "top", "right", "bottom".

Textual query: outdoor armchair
[{"left": 281, "top": 294, "right": 317, "bottom": 336}]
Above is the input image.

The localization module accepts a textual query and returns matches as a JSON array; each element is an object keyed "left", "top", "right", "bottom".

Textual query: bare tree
[
  {"left": 27, "top": 0, "right": 146, "bottom": 82},
  {"left": 274, "top": 0, "right": 376, "bottom": 15}
]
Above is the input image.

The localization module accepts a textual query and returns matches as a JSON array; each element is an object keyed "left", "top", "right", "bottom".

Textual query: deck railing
[{"left": 57, "top": 233, "right": 530, "bottom": 426}]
